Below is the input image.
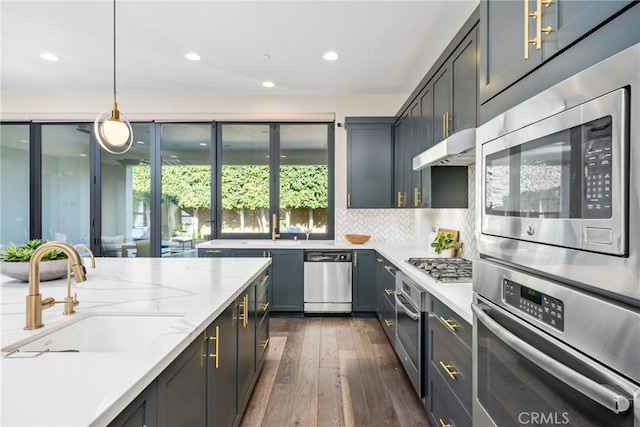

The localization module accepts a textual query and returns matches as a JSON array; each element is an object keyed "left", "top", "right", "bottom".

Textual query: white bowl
[{"left": 1, "top": 259, "right": 68, "bottom": 282}]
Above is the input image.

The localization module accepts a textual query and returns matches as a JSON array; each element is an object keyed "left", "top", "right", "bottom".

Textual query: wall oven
[
  {"left": 477, "top": 43, "right": 640, "bottom": 305},
  {"left": 395, "top": 271, "right": 428, "bottom": 398}
]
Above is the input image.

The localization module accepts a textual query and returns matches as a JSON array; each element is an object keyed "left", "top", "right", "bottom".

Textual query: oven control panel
[{"left": 503, "top": 278, "right": 564, "bottom": 331}]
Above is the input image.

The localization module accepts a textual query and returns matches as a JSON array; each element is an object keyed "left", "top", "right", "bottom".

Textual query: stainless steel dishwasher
[{"left": 303, "top": 250, "right": 352, "bottom": 313}]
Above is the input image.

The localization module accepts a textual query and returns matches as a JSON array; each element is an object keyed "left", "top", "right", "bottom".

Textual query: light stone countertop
[
  {"left": 197, "top": 239, "right": 474, "bottom": 324},
  {"left": 0, "top": 257, "right": 271, "bottom": 427}
]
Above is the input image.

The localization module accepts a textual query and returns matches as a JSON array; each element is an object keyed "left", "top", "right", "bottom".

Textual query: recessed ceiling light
[
  {"left": 262, "top": 81, "right": 275, "bottom": 88},
  {"left": 185, "top": 52, "right": 202, "bottom": 61},
  {"left": 136, "top": 140, "right": 145, "bottom": 144},
  {"left": 40, "top": 53, "right": 59, "bottom": 62},
  {"left": 199, "top": 142, "right": 207, "bottom": 146},
  {"left": 323, "top": 51, "right": 340, "bottom": 61}
]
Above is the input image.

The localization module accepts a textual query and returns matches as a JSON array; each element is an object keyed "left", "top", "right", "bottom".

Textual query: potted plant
[
  {"left": 0, "top": 239, "right": 68, "bottom": 281},
  {"left": 430, "top": 233, "right": 462, "bottom": 258}
]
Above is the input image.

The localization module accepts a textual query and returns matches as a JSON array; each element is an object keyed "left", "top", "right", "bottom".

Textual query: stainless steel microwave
[
  {"left": 476, "top": 43, "right": 640, "bottom": 306},
  {"left": 481, "top": 88, "right": 627, "bottom": 256}
]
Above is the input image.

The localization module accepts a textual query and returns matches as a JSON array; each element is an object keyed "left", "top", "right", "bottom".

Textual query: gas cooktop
[{"left": 406, "top": 258, "right": 473, "bottom": 283}]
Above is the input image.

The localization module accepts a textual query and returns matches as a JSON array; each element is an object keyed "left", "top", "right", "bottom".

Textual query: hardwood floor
[{"left": 240, "top": 317, "right": 431, "bottom": 427}]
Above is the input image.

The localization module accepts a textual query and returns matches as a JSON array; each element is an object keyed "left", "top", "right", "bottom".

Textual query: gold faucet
[
  {"left": 271, "top": 213, "right": 280, "bottom": 241},
  {"left": 26, "top": 241, "right": 87, "bottom": 330},
  {"left": 73, "top": 243, "right": 95, "bottom": 269}
]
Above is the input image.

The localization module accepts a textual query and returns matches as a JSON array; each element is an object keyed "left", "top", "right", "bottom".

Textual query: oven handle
[
  {"left": 472, "top": 303, "right": 632, "bottom": 414},
  {"left": 395, "top": 294, "right": 420, "bottom": 321}
]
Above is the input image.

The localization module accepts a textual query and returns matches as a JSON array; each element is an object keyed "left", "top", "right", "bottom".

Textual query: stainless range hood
[{"left": 412, "top": 128, "right": 476, "bottom": 170}]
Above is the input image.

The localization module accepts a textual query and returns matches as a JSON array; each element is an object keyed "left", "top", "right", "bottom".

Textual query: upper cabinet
[
  {"left": 394, "top": 19, "right": 478, "bottom": 209},
  {"left": 346, "top": 118, "right": 395, "bottom": 209},
  {"left": 479, "top": 0, "right": 635, "bottom": 105}
]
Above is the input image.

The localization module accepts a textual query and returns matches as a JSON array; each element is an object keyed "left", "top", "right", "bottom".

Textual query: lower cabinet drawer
[
  {"left": 257, "top": 319, "right": 269, "bottom": 364},
  {"left": 430, "top": 319, "right": 472, "bottom": 413},
  {"left": 379, "top": 293, "right": 396, "bottom": 344},
  {"left": 429, "top": 367, "right": 472, "bottom": 427},
  {"left": 257, "top": 286, "right": 270, "bottom": 326}
]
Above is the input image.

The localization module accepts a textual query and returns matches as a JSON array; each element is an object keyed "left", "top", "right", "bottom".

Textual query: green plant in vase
[{"left": 1, "top": 239, "right": 68, "bottom": 281}]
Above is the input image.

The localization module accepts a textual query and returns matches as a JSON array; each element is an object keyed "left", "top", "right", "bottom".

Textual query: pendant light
[{"left": 94, "top": 0, "right": 133, "bottom": 154}]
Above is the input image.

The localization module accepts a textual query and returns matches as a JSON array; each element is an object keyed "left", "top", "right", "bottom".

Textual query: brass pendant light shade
[{"left": 95, "top": 0, "right": 133, "bottom": 154}]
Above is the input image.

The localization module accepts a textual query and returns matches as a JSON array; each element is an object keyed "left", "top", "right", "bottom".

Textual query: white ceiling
[{"left": 0, "top": 0, "right": 479, "bottom": 99}]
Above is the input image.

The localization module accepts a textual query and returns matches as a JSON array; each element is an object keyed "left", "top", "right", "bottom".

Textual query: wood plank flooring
[{"left": 240, "top": 317, "right": 431, "bottom": 427}]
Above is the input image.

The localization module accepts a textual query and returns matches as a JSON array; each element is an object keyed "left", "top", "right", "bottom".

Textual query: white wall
[{"left": 1, "top": 93, "right": 407, "bottom": 210}]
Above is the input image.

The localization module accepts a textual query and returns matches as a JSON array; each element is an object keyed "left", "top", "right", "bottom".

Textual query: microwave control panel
[
  {"left": 583, "top": 116, "right": 613, "bottom": 219},
  {"left": 503, "top": 278, "right": 565, "bottom": 331}
]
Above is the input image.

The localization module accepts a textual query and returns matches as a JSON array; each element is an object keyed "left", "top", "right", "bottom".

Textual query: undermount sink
[
  {"left": 2, "top": 312, "right": 186, "bottom": 354},
  {"left": 243, "top": 240, "right": 302, "bottom": 245}
]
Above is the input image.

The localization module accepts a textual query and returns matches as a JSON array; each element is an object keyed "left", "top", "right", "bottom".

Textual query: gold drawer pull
[
  {"left": 205, "top": 249, "right": 221, "bottom": 254},
  {"left": 439, "top": 361, "right": 460, "bottom": 380},
  {"left": 384, "top": 265, "right": 395, "bottom": 272},
  {"left": 384, "top": 288, "right": 394, "bottom": 296},
  {"left": 440, "top": 316, "right": 459, "bottom": 332},
  {"left": 261, "top": 302, "right": 270, "bottom": 312},
  {"left": 261, "top": 338, "right": 270, "bottom": 349},
  {"left": 208, "top": 326, "right": 219, "bottom": 368},
  {"left": 384, "top": 319, "right": 393, "bottom": 327},
  {"left": 377, "top": 258, "right": 384, "bottom": 263},
  {"left": 439, "top": 418, "right": 455, "bottom": 427}
]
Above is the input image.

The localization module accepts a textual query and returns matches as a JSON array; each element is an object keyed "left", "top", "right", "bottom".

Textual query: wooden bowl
[{"left": 345, "top": 234, "right": 371, "bottom": 244}]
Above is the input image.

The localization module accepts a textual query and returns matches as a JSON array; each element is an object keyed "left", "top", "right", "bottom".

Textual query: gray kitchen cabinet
[
  {"left": 208, "top": 301, "right": 239, "bottom": 427},
  {"left": 352, "top": 249, "right": 376, "bottom": 312},
  {"left": 394, "top": 113, "right": 410, "bottom": 208},
  {"left": 108, "top": 382, "right": 158, "bottom": 427},
  {"left": 238, "top": 283, "right": 256, "bottom": 414},
  {"left": 451, "top": 28, "right": 478, "bottom": 133},
  {"left": 479, "top": 0, "right": 634, "bottom": 105},
  {"left": 432, "top": 66, "right": 451, "bottom": 144},
  {"left": 427, "top": 296, "right": 472, "bottom": 427},
  {"left": 255, "top": 270, "right": 271, "bottom": 369},
  {"left": 228, "top": 248, "right": 304, "bottom": 313},
  {"left": 345, "top": 117, "right": 395, "bottom": 209},
  {"left": 376, "top": 256, "right": 397, "bottom": 345},
  {"left": 156, "top": 331, "right": 208, "bottom": 427}
]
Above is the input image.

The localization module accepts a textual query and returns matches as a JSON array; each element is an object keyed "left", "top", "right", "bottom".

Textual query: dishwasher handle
[{"left": 304, "top": 251, "right": 352, "bottom": 262}]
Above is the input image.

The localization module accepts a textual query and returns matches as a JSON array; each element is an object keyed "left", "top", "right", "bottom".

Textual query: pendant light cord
[{"left": 113, "top": 0, "right": 117, "bottom": 102}]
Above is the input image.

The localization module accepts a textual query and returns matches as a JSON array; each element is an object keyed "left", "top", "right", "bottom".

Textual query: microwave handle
[
  {"left": 472, "top": 303, "right": 632, "bottom": 415},
  {"left": 395, "top": 294, "right": 420, "bottom": 321}
]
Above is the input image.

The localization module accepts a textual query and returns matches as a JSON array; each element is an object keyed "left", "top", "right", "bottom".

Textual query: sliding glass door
[
  {"left": 41, "top": 124, "right": 91, "bottom": 245},
  {"left": 0, "top": 124, "right": 30, "bottom": 248},
  {"left": 100, "top": 124, "right": 152, "bottom": 257},
  {"left": 160, "top": 124, "right": 212, "bottom": 257}
]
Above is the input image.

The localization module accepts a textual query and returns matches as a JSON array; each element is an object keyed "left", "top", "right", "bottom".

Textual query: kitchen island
[{"left": 0, "top": 257, "right": 271, "bottom": 426}]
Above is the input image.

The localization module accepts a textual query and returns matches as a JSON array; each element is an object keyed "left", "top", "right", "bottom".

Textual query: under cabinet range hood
[{"left": 412, "top": 128, "right": 476, "bottom": 170}]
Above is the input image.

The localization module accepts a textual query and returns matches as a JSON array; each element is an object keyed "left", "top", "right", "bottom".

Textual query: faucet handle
[{"left": 41, "top": 297, "right": 55, "bottom": 310}]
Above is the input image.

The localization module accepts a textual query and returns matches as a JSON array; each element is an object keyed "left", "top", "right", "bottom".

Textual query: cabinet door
[
  {"left": 479, "top": 0, "right": 541, "bottom": 104},
  {"left": 208, "top": 302, "right": 239, "bottom": 427},
  {"left": 375, "top": 254, "right": 385, "bottom": 314},
  {"left": 394, "top": 115, "right": 409, "bottom": 207},
  {"left": 238, "top": 284, "right": 257, "bottom": 413},
  {"left": 270, "top": 249, "right": 304, "bottom": 312},
  {"left": 432, "top": 65, "right": 451, "bottom": 143},
  {"left": 156, "top": 333, "right": 207, "bottom": 427},
  {"left": 451, "top": 27, "right": 478, "bottom": 133},
  {"left": 108, "top": 382, "right": 158, "bottom": 427},
  {"left": 352, "top": 250, "right": 376, "bottom": 312},
  {"left": 346, "top": 122, "right": 394, "bottom": 208},
  {"left": 408, "top": 101, "right": 423, "bottom": 208},
  {"left": 542, "top": 0, "right": 634, "bottom": 58}
]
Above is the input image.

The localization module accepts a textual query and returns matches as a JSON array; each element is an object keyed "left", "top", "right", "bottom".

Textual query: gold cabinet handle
[
  {"left": 524, "top": 0, "right": 538, "bottom": 59},
  {"left": 439, "top": 419, "right": 455, "bottom": 427},
  {"left": 439, "top": 361, "right": 460, "bottom": 380},
  {"left": 208, "top": 326, "right": 219, "bottom": 369},
  {"left": 376, "top": 258, "right": 384, "bottom": 263},
  {"left": 447, "top": 112, "right": 452, "bottom": 136},
  {"left": 354, "top": 251, "right": 358, "bottom": 267},
  {"left": 205, "top": 249, "right": 221, "bottom": 254},
  {"left": 261, "top": 338, "right": 270, "bottom": 349},
  {"left": 384, "top": 265, "right": 395, "bottom": 272},
  {"left": 397, "top": 191, "right": 404, "bottom": 207},
  {"left": 442, "top": 113, "right": 446, "bottom": 139},
  {"left": 244, "top": 294, "right": 249, "bottom": 328},
  {"left": 261, "top": 302, "right": 270, "bottom": 312},
  {"left": 414, "top": 187, "right": 420, "bottom": 207},
  {"left": 263, "top": 250, "right": 266, "bottom": 257},
  {"left": 541, "top": 25, "right": 553, "bottom": 35},
  {"left": 384, "top": 319, "right": 394, "bottom": 327},
  {"left": 384, "top": 288, "right": 394, "bottom": 295},
  {"left": 440, "top": 316, "right": 460, "bottom": 332},
  {"left": 347, "top": 192, "right": 351, "bottom": 208}
]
